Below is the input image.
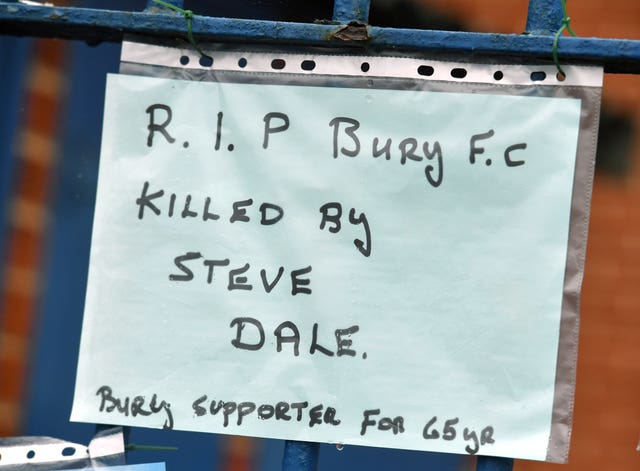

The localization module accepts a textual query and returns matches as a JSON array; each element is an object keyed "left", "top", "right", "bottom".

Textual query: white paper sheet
[{"left": 72, "top": 72, "right": 584, "bottom": 461}]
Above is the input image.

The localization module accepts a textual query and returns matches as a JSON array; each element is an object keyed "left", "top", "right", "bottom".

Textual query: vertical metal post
[
  {"left": 295, "top": 0, "right": 517, "bottom": 469},
  {"left": 477, "top": 456, "right": 514, "bottom": 471},
  {"left": 282, "top": 440, "right": 320, "bottom": 471},
  {"left": 480, "top": 4, "right": 558, "bottom": 467},
  {"left": 524, "top": 0, "right": 563, "bottom": 35},
  {"left": 332, "top": 0, "right": 371, "bottom": 23},
  {"left": 279, "top": 5, "right": 366, "bottom": 466}
]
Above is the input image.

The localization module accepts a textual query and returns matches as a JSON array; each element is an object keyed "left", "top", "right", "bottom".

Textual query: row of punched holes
[
  {"left": 0, "top": 446, "right": 80, "bottom": 462},
  {"left": 179, "top": 54, "right": 566, "bottom": 82}
]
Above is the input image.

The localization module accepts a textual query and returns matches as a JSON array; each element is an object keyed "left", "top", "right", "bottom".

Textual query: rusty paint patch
[{"left": 330, "top": 21, "right": 369, "bottom": 41}]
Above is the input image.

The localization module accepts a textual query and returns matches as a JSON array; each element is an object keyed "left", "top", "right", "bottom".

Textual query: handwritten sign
[{"left": 72, "top": 72, "right": 584, "bottom": 461}]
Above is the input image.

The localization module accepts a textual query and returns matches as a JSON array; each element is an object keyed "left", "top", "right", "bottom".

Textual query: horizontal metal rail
[{"left": 1, "top": 3, "right": 639, "bottom": 73}]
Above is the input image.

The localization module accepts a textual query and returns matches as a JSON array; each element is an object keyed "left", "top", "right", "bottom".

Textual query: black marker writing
[
  {"left": 422, "top": 415, "right": 495, "bottom": 455},
  {"left": 193, "top": 396, "right": 340, "bottom": 428},
  {"left": 469, "top": 130, "right": 494, "bottom": 164},
  {"left": 263, "top": 112, "right": 290, "bottom": 149},
  {"left": 360, "top": 409, "right": 405, "bottom": 436},
  {"left": 329, "top": 117, "right": 361, "bottom": 158},
  {"left": 169, "top": 252, "right": 202, "bottom": 281},
  {"left": 168, "top": 254, "right": 311, "bottom": 295},
  {"left": 274, "top": 321, "right": 300, "bottom": 356},
  {"left": 348, "top": 209, "right": 371, "bottom": 257},
  {"left": 96, "top": 385, "right": 173, "bottom": 430},
  {"left": 230, "top": 317, "right": 265, "bottom": 351},
  {"left": 329, "top": 116, "right": 443, "bottom": 186},
  {"left": 229, "top": 317, "right": 364, "bottom": 359},
  {"left": 423, "top": 141, "right": 443, "bottom": 187},
  {"left": 215, "top": 111, "right": 223, "bottom": 150},
  {"left": 135, "top": 182, "right": 284, "bottom": 226},
  {"left": 319, "top": 203, "right": 372, "bottom": 257},
  {"left": 135, "top": 181, "right": 164, "bottom": 219},
  {"left": 469, "top": 130, "right": 527, "bottom": 167},
  {"left": 504, "top": 143, "right": 527, "bottom": 167},
  {"left": 145, "top": 104, "right": 175, "bottom": 147}
]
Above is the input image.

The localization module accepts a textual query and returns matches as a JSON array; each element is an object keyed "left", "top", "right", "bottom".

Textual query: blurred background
[{"left": 0, "top": 0, "right": 638, "bottom": 470}]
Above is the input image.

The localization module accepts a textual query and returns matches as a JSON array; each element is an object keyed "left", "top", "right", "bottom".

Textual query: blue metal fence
[
  {"left": 1, "top": 0, "right": 639, "bottom": 72},
  {"left": 1, "top": 0, "right": 639, "bottom": 470}
]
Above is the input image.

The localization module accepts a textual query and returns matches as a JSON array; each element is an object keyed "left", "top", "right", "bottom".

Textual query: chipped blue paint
[
  {"left": 525, "top": 0, "right": 563, "bottom": 34},
  {"left": 332, "top": 0, "right": 370, "bottom": 23},
  {"left": 282, "top": 441, "right": 320, "bottom": 471}
]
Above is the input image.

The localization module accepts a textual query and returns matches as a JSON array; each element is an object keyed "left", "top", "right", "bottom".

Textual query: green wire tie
[
  {"left": 126, "top": 443, "right": 179, "bottom": 452},
  {"left": 152, "top": 0, "right": 212, "bottom": 61},
  {"left": 552, "top": 0, "right": 577, "bottom": 79}
]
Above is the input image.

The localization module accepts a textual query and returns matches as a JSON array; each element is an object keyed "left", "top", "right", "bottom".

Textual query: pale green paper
[
  {"left": 53, "top": 464, "right": 165, "bottom": 471},
  {"left": 72, "top": 73, "right": 582, "bottom": 461}
]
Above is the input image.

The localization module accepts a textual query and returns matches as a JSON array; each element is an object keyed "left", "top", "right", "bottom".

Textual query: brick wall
[
  {"left": 420, "top": 1, "right": 640, "bottom": 469},
  {"left": 0, "top": 39, "right": 66, "bottom": 436}
]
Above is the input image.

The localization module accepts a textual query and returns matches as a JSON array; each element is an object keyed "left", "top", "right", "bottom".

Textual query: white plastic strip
[
  {"left": 0, "top": 442, "right": 87, "bottom": 466},
  {"left": 121, "top": 40, "right": 603, "bottom": 87},
  {"left": 0, "top": 427, "right": 124, "bottom": 468},
  {"left": 88, "top": 428, "right": 125, "bottom": 459}
]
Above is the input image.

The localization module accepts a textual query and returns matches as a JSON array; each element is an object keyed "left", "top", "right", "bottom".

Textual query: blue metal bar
[
  {"left": 332, "top": 0, "right": 370, "bottom": 23},
  {"left": 477, "top": 456, "right": 514, "bottom": 471},
  {"left": 524, "top": 0, "right": 563, "bottom": 35},
  {"left": 1, "top": 3, "right": 639, "bottom": 73},
  {"left": 282, "top": 440, "right": 319, "bottom": 471},
  {"left": 0, "top": 36, "right": 30, "bottom": 273}
]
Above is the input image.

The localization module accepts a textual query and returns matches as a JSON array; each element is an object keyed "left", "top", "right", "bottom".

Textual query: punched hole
[
  {"left": 451, "top": 68, "right": 467, "bottom": 79},
  {"left": 62, "top": 447, "right": 76, "bottom": 457},
  {"left": 417, "top": 65, "right": 434, "bottom": 76},
  {"left": 361, "top": 62, "right": 370, "bottom": 72},
  {"left": 493, "top": 70, "right": 504, "bottom": 81},
  {"left": 271, "top": 59, "right": 286, "bottom": 70},
  {"left": 556, "top": 71, "right": 566, "bottom": 81},
  {"left": 27, "top": 450, "right": 35, "bottom": 459},
  {"left": 530, "top": 71, "right": 547, "bottom": 81},
  {"left": 179, "top": 55, "right": 189, "bottom": 66},
  {"left": 199, "top": 55, "right": 213, "bottom": 67},
  {"left": 301, "top": 60, "right": 316, "bottom": 71},
  {"left": 238, "top": 57, "right": 247, "bottom": 68}
]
